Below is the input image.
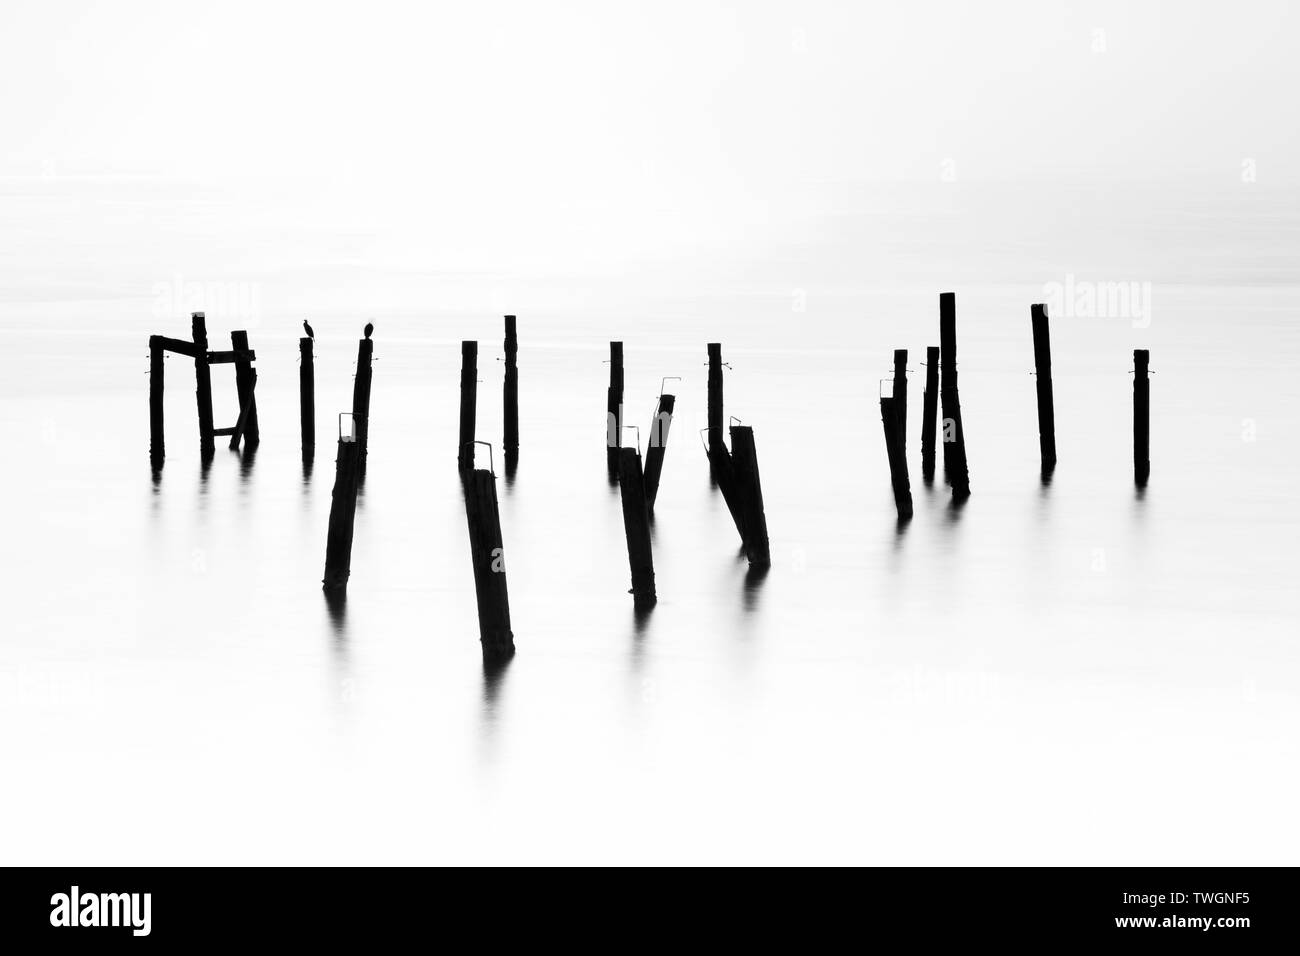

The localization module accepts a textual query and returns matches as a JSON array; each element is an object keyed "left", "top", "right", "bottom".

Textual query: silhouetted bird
[
  {"left": 364, "top": 322, "right": 374, "bottom": 339},
  {"left": 303, "top": 319, "right": 314, "bottom": 339}
]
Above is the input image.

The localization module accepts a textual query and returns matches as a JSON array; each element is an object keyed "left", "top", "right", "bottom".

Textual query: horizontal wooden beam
[
  {"left": 207, "top": 349, "right": 256, "bottom": 364},
  {"left": 212, "top": 426, "right": 238, "bottom": 437},
  {"left": 148, "top": 335, "right": 197, "bottom": 358}
]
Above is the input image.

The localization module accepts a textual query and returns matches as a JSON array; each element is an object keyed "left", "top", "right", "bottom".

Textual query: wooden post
[
  {"left": 892, "top": 348, "right": 907, "bottom": 455},
  {"left": 191, "top": 312, "right": 215, "bottom": 458},
  {"left": 643, "top": 393, "right": 675, "bottom": 511},
  {"left": 228, "top": 330, "right": 259, "bottom": 450},
  {"left": 463, "top": 466, "right": 515, "bottom": 661},
  {"left": 1031, "top": 304, "right": 1057, "bottom": 477},
  {"left": 881, "top": 396, "right": 913, "bottom": 520},
  {"left": 939, "top": 292, "right": 971, "bottom": 499},
  {"left": 707, "top": 343, "right": 724, "bottom": 454},
  {"left": 459, "top": 340, "right": 477, "bottom": 471},
  {"left": 730, "top": 425, "right": 770, "bottom": 566},
  {"left": 299, "top": 337, "right": 315, "bottom": 459},
  {"left": 920, "top": 345, "right": 939, "bottom": 483},
  {"left": 503, "top": 315, "right": 519, "bottom": 471},
  {"left": 606, "top": 341, "right": 623, "bottom": 476},
  {"left": 322, "top": 434, "right": 362, "bottom": 591},
  {"left": 1134, "top": 349, "right": 1150, "bottom": 487},
  {"left": 352, "top": 338, "right": 374, "bottom": 480},
  {"left": 149, "top": 337, "right": 165, "bottom": 466},
  {"left": 707, "top": 440, "right": 745, "bottom": 542},
  {"left": 618, "top": 446, "right": 657, "bottom": 607}
]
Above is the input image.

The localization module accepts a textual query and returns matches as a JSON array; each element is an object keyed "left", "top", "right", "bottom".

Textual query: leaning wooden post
[
  {"left": 299, "top": 337, "right": 315, "bottom": 459},
  {"left": 463, "top": 460, "right": 515, "bottom": 661},
  {"left": 939, "top": 292, "right": 971, "bottom": 499},
  {"left": 503, "top": 315, "right": 519, "bottom": 471},
  {"left": 1030, "top": 304, "right": 1057, "bottom": 477},
  {"left": 352, "top": 337, "right": 374, "bottom": 480},
  {"left": 228, "top": 330, "right": 260, "bottom": 450},
  {"left": 322, "top": 425, "right": 362, "bottom": 591},
  {"left": 707, "top": 343, "right": 724, "bottom": 454},
  {"left": 880, "top": 396, "right": 913, "bottom": 520},
  {"left": 606, "top": 342, "right": 623, "bottom": 476},
  {"left": 148, "top": 337, "right": 165, "bottom": 466},
  {"left": 643, "top": 392, "right": 675, "bottom": 511},
  {"left": 892, "top": 348, "right": 908, "bottom": 455},
  {"left": 1134, "top": 349, "right": 1150, "bottom": 487},
  {"left": 729, "top": 425, "right": 771, "bottom": 566},
  {"left": 618, "top": 446, "right": 657, "bottom": 607},
  {"left": 191, "top": 312, "right": 215, "bottom": 458},
  {"left": 458, "top": 340, "right": 477, "bottom": 472},
  {"left": 920, "top": 345, "right": 940, "bottom": 482}
]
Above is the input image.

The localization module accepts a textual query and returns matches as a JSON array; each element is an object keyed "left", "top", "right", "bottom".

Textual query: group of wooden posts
[{"left": 877, "top": 293, "right": 1152, "bottom": 520}]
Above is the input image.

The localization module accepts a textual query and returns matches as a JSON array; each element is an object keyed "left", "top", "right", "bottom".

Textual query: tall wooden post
[
  {"left": 1134, "top": 349, "right": 1150, "bottom": 487},
  {"left": 920, "top": 345, "right": 940, "bottom": 483},
  {"left": 730, "top": 425, "right": 771, "bottom": 567},
  {"left": 939, "top": 292, "right": 970, "bottom": 499},
  {"left": 1031, "top": 304, "right": 1057, "bottom": 476},
  {"left": 191, "top": 312, "right": 215, "bottom": 458},
  {"left": 606, "top": 341, "right": 623, "bottom": 476},
  {"left": 228, "top": 330, "right": 259, "bottom": 450},
  {"left": 707, "top": 343, "right": 724, "bottom": 454},
  {"left": 149, "top": 338, "right": 165, "bottom": 466},
  {"left": 643, "top": 392, "right": 675, "bottom": 511},
  {"left": 299, "top": 337, "right": 315, "bottom": 459},
  {"left": 618, "top": 447, "right": 657, "bottom": 607},
  {"left": 352, "top": 338, "right": 374, "bottom": 480},
  {"left": 463, "top": 466, "right": 515, "bottom": 661},
  {"left": 881, "top": 396, "right": 913, "bottom": 520},
  {"left": 503, "top": 315, "right": 519, "bottom": 471},
  {"left": 322, "top": 435, "right": 362, "bottom": 590},
  {"left": 892, "top": 348, "right": 907, "bottom": 455},
  {"left": 459, "top": 340, "right": 477, "bottom": 471}
]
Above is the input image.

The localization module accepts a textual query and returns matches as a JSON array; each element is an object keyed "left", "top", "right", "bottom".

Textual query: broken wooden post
[
  {"left": 149, "top": 338, "right": 165, "bottom": 466},
  {"left": 352, "top": 337, "right": 374, "bottom": 480},
  {"left": 643, "top": 392, "right": 675, "bottom": 511},
  {"left": 606, "top": 341, "right": 623, "bottom": 476},
  {"left": 459, "top": 340, "right": 477, "bottom": 472},
  {"left": 892, "top": 349, "right": 908, "bottom": 455},
  {"left": 228, "top": 330, "right": 260, "bottom": 450},
  {"left": 1134, "top": 349, "right": 1150, "bottom": 487},
  {"left": 730, "top": 425, "right": 771, "bottom": 566},
  {"left": 191, "top": 312, "right": 215, "bottom": 458},
  {"left": 300, "top": 336, "right": 315, "bottom": 459},
  {"left": 920, "top": 345, "right": 939, "bottom": 483},
  {"left": 618, "top": 446, "right": 657, "bottom": 607},
  {"left": 707, "top": 343, "right": 724, "bottom": 455},
  {"left": 1031, "top": 304, "right": 1057, "bottom": 477},
  {"left": 880, "top": 396, "right": 913, "bottom": 520},
  {"left": 939, "top": 292, "right": 971, "bottom": 499},
  {"left": 463, "top": 456, "right": 515, "bottom": 661},
  {"left": 322, "top": 424, "right": 362, "bottom": 591},
  {"left": 503, "top": 315, "right": 519, "bottom": 472}
]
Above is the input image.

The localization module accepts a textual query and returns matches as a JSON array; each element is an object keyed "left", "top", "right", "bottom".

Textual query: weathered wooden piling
[
  {"left": 463, "top": 464, "right": 515, "bottom": 661},
  {"left": 707, "top": 343, "right": 724, "bottom": 454},
  {"left": 503, "top": 315, "right": 519, "bottom": 470},
  {"left": 191, "top": 312, "right": 215, "bottom": 458},
  {"left": 322, "top": 433, "right": 362, "bottom": 591},
  {"left": 228, "top": 330, "right": 260, "bottom": 450},
  {"left": 1031, "top": 304, "right": 1057, "bottom": 476},
  {"left": 149, "top": 339, "right": 165, "bottom": 465},
  {"left": 643, "top": 392, "right": 675, "bottom": 511},
  {"left": 892, "top": 349, "right": 908, "bottom": 454},
  {"left": 920, "top": 345, "right": 940, "bottom": 482},
  {"left": 618, "top": 446, "right": 657, "bottom": 607},
  {"left": 880, "top": 396, "right": 913, "bottom": 520},
  {"left": 730, "top": 425, "right": 771, "bottom": 566},
  {"left": 606, "top": 342, "right": 624, "bottom": 476},
  {"left": 352, "top": 337, "right": 374, "bottom": 479},
  {"left": 299, "top": 337, "right": 315, "bottom": 458},
  {"left": 458, "top": 340, "right": 477, "bottom": 471},
  {"left": 1134, "top": 349, "right": 1150, "bottom": 487},
  {"left": 939, "top": 292, "right": 971, "bottom": 499}
]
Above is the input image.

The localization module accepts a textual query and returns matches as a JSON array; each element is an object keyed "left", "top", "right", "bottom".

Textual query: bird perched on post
[
  {"left": 303, "top": 319, "right": 314, "bottom": 339},
  {"left": 364, "top": 321, "right": 374, "bottom": 339}
]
